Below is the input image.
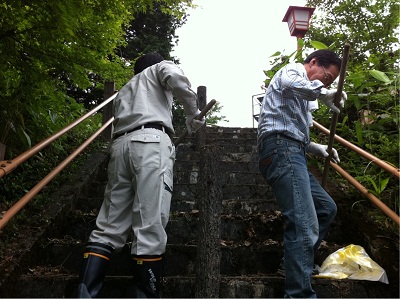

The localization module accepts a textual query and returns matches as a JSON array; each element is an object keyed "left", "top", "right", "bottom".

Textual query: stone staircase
[{"left": 0, "top": 126, "right": 396, "bottom": 298}]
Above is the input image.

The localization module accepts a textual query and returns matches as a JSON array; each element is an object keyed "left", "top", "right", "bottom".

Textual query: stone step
[
  {"left": 167, "top": 210, "right": 284, "bottom": 245},
  {"left": 221, "top": 198, "right": 278, "bottom": 215},
  {"left": 170, "top": 196, "right": 277, "bottom": 214},
  {"left": 174, "top": 198, "right": 281, "bottom": 219},
  {"left": 43, "top": 209, "right": 284, "bottom": 244},
  {"left": 173, "top": 169, "right": 265, "bottom": 186},
  {"left": 173, "top": 126, "right": 257, "bottom": 138},
  {"left": 75, "top": 195, "right": 105, "bottom": 213},
  {"left": 22, "top": 240, "right": 283, "bottom": 277},
  {"left": 172, "top": 183, "right": 272, "bottom": 201},
  {"left": 175, "top": 159, "right": 261, "bottom": 172},
  {"left": 6, "top": 274, "right": 392, "bottom": 298},
  {"left": 71, "top": 199, "right": 277, "bottom": 231},
  {"left": 72, "top": 181, "right": 272, "bottom": 215},
  {"left": 18, "top": 233, "right": 347, "bottom": 279},
  {"left": 175, "top": 141, "right": 258, "bottom": 158},
  {"left": 2, "top": 125, "right": 398, "bottom": 299}
]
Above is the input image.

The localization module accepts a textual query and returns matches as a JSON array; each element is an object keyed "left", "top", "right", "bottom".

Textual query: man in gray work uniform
[{"left": 77, "top": 52, "right": 204, "bottom": 298}]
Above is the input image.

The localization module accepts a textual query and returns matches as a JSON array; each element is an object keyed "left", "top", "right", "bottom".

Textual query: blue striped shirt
[{"left": 257, "top": 62, "right": 324, "bottom": 145}]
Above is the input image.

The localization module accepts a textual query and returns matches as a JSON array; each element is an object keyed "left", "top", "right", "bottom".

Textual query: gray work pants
[{"left": 89, "top": 128, "right": 175, "bottom": 255}]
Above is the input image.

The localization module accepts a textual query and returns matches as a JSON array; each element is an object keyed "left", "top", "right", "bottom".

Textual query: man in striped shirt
[{"left": 258, "top": 49, "right": 347, "bottom": 298}]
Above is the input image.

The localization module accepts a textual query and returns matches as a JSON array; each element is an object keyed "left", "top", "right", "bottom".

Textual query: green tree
[
  {"left": 0, "top": 0, "right": 193, "bottom": 157},
  {"left": 120, "top": 1, "right": 187, "bottom": 61},
  {"left": 262, "top": 0, "right": 399, "bottom": 216},
  {"left": 306, "top": 0, "right": 399, "bottom": 68},
  {"left": 65, "top": 1, "right": 190, "bottom": 112},
  {"left": 304, "top": 0, "right": 399, "bottom": 165},
  {"left": 172, "top": 99, "right": 227, "bottom": 127},
  {"left": 116, "top": 1, "right": 225, "bottom": 127}
]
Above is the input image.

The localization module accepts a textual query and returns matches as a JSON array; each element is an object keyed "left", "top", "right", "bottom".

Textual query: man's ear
[{"left": 310, "top": 58, "right": 318, "bottom": 66}]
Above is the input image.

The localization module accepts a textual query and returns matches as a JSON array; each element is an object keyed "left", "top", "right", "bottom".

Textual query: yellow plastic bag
[{"left": 314, "top": 244, "right": 388, "bottom": 284}]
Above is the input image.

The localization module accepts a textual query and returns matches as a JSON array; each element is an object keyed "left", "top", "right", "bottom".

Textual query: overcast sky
[{"left": 172, "top": 0, "right": 307, "bottom": 128}]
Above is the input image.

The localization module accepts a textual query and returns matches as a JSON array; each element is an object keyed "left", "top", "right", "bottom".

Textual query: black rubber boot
[
  {"left": 77, "top": 242, "right": 113, "bottom": 298},
  {"left": 132, "top": 255, "right": 163, "bottom": 298}
]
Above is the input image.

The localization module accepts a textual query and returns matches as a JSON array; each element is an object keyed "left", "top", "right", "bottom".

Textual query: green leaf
[
  {"left": 297, "top": 38, "right": 305, "bottom": 49},
  {"left": 341, "top": 115, "right": 348, "bottom": 126},
  {"left": 355, "top": 120, "right": 363, "bottom": 144},
  {"left": 269, "top": 51, "right": 281, "bottom": 57},
  {"left": 310, "top": 40, "right": 328, "bottom": 49},
  {"left": 366, "top": 176, "right": 378, "bottom": 194},
  {"left": 263, "top": 70, "right": 275, "bottom": 78},
  {"left": 353, "top": 96, "right": 362, "bottom": 110},
  {"left": 379, "top": 177, "right": 389, "bottom": 193},
  {"left": 369, "top": 70, "right": 391, "bottom": 83},
  {"left": 20, "top": 126, "right": 32, "bottom": 148},
  {"left": 48, "top": 110, "right": 58, "bottom": 124}
]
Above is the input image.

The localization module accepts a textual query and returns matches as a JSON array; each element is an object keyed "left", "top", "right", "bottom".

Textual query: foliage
[
  {"left": 172, "top": 99, "right": 227, "bottom": 127},
  {"left": 306, "top": 0, "right": 399, "bottom": 68},
  {"left": 112, "top": 1, "right": 225, "bottom": 127},
  {"left": 57, "top": 0, "right": 223, "bottom": 129},
  {"left": 0, "top": 0, "right": 194, "bottom": 233},
  {"left": 0, "top": 0, "right": 194, "bottom": 157},
  {"left": 1, "top": 0, "right": 120, "bottom": 154},
  {"left": 262, "top": 0, "right": 399, "bottom": 223},
  {"left": 304, "top": 0, "right": 399, "bottom": 192},
  {"left": 206, "top": 101, "right": 228, "bottom": 125},
  {"left": 120, "top": 1, "right": 188, "bottom": 61},
  {"left": 0, "top": 123, "right": 107, "bottom": 248}
]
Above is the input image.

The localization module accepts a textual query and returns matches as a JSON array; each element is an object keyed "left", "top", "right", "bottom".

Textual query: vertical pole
[
  {"left": 197, "top": 86, "right": 207, "bottom": 110},
  {"left": 195, "top": 143, "right": 222, "bottom": 298},
  {"left": 197, "top": 86, "right": 207, "bottom": 144},
  {"left": 296, "top": 34, "right": 305, "bottom": 53},
  {"left": 322, "top": 44, "right": 351, "bottom": 188},
  {"left": 0, "top": 142, "right": 6, "bottom": 161},
  {"left": 195, "top": 85, "right": 221, "bottom": 298},
  {"left": 102, "top": 81, "right": 116, "bottom": 141},
  {"left": 296, "top": 36, "right": 301, "bottom": 52}
]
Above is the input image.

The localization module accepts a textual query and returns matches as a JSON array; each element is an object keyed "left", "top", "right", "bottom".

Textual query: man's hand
[
  {"left": 319, "top": 88, "right": 347, "bottom": 113},
  {"left": 185, "top": 109, "right": 205, "bottom": 135},
  {"left": 308, "top": 142, "right": 340, "bottom": 163}
]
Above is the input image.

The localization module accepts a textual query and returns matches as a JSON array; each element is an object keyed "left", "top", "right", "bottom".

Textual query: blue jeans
[{"left": 258, "top": 134, "right": 337, "bottom": 298}]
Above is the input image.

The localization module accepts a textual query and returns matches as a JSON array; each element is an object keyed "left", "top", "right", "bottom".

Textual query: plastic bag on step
[{"left": 314, "top": 244, "right": 388, "bottom": 284}]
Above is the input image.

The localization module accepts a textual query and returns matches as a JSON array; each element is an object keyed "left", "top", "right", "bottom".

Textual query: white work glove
[
  {"left": 308, "top": 142, "right": 340, "bottom": 163},
  {"left": 319, "top": 88, "right": 347, "bottom": 113},
  {"left": 185, "top": 109, "right": 205, "bottom": 135}
]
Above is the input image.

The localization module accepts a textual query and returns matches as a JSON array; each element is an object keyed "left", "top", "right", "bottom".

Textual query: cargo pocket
[
  {"left": 161, "top": 172, "right": 173, "bottom": 227},
  {"left": 130, "top": 132, "right": 161, "bottom": 168}
]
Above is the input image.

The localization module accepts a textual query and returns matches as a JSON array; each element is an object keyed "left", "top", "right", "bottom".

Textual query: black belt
[{"left": 115, "top": 123, "right": 171, "bottom": 139}]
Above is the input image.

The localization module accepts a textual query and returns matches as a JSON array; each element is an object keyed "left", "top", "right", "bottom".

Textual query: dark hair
[
  {"left": 134, "top": 52, "right": 164, "bottom": 74},
  {"left": 304, "top": 49, "right": 341, "bottom": 70}
]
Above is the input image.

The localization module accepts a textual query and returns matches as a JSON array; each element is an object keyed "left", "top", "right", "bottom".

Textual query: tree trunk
[{"left": 102, "top": 81, "right": 115, "bottom": 141}]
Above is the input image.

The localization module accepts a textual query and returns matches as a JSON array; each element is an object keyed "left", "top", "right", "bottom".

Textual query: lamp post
[{"left": 282, "top": 6, "right": 315, "bottom": 50}]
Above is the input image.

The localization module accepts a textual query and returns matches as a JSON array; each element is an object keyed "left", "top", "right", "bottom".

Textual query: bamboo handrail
[
  {"left": 0, "top": 92, "right": 118, "bottom": 178},
  {"left": 313, "top": 120, "right": 399, "bottom": 226},
  {"left": 0, "top": 118, "right": 114, "bottom": 230},
  {"left": 329, "top": 161, "right": 400, "bottom": 225},
  {"left": 313, "top": 120, "right": 399, "bottom": 178}
]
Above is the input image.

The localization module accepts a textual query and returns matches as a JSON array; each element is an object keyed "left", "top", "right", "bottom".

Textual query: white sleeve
[{"left": 157, "top": 61, "right": 199, "bottom": 116}]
